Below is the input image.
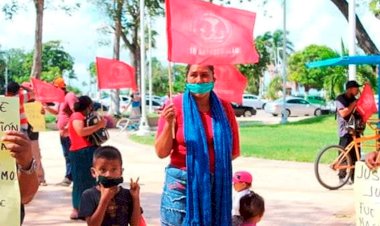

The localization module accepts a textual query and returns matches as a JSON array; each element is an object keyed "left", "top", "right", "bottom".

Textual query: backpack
[{"left": 85, "top": 111, "right": 109, "bottom": 146}]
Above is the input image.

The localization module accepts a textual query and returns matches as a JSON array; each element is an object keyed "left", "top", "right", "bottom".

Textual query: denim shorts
[{"left": 160, "top": 166, "right": 187, "bottom": 226}]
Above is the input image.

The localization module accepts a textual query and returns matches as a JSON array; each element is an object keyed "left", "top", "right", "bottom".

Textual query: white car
[
  {"left": 265, "top": 97, "right": 322, "bottom": 117},
  {"left": 99, "top": 95, "right": 131, "bottom": 112},
  {"left": 242, "top": 94, "right": 267, "bottom": 109},
  {"left": 146, "top": 94, "right": 164, "bottom": 105}
]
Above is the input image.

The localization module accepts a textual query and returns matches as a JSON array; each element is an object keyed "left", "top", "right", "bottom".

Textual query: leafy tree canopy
[
  {"left": 288, "top": 45, "right": 342, "bottom": 91},
  {"left": 0, "top": 40, "right": 75, "bottom": 87}
]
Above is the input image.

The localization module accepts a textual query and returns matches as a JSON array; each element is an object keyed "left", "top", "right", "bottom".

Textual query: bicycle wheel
[
  {"left": 314, "top": 145, "right": 353, "bottom": 190},
  {"left": 116, "top": 118, "right": 130, "bottom": 132}
]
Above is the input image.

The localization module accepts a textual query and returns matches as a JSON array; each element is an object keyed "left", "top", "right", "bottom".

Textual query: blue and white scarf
[{"left": 183, "top": 90, "right": 233, "bottom": 226}]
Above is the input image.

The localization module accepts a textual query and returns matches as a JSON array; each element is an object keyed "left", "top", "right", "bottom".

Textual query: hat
[
  {"left": 233, "top": 171, "right": 252, "bottom": 184},
  {"left": 53, "top": 77, "right": 66, "bottom": 88},
  {"left": 345, "top": 80, "right": 361, "bottom": 89}
]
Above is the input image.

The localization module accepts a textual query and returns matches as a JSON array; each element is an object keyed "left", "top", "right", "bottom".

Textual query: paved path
[{"left": 23, "top": 129, "right": 355, "bottom": 226}]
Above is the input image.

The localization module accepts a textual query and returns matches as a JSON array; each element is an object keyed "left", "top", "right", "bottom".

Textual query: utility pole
[
  {"left": 137, "top": 0, "right": 150, "bottom": 135},
  {"left": 348, "top": 0, "right": 356, "bottom": 80},
  {"left": 148, "top": 13, "right": 153, "bottom": 114},
  {"left": 281, "top": 0, "right": 288, "bottom": 124}
]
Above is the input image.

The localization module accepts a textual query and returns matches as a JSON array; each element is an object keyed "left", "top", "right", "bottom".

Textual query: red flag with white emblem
[{"left": 166, "top": 0, "right": 259, "bottom": 65}]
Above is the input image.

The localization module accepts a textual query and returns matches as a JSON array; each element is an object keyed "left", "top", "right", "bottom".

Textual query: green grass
[
  {"left": 240, "top": 116, "right": 337, "bottom": 162},
  {"left": 129, "top": 115, "right": 366, "bottom": 162},
  {"left": 130, "top": 133, "right": 156, "bottom": 145},
  {"left": 45, "top": 115, "right": 56, "bottom": 123}
]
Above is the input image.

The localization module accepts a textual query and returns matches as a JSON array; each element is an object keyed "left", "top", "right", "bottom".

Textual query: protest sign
[
  {"left": 24, "top": 101, "right": 46, "bottom": 131},
  {"left": 0, "top": 96, "right": 21, "bottom": 226},
  {"left": 354, "top": 161, "right": 380, "bottom": 226}
]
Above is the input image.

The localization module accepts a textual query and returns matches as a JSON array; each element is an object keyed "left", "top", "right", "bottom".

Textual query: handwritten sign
[
  {"left": 24, "top": 101, "right": 46, "bottom": 131},
  {"left": 0, "top": 96, "right": 21, "bottom": 226},
  {"left": 354, "top": 161, "right": 380, "bottom": 226}
]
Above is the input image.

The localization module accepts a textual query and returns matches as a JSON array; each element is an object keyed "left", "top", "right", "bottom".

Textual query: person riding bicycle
[{"left": 336, "top": 80, "right": 361, "bottom": 184}]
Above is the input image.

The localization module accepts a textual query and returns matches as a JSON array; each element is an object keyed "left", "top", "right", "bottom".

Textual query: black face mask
[{"left": 97, "top": 176, "right": 124, "bottom": 188}]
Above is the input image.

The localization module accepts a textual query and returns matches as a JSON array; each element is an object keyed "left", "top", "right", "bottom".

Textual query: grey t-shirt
[{"left": 336, "top": 93, "right": 356, "bottom": 137}]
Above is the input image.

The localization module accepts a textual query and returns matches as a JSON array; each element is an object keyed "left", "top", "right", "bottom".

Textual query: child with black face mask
[{"left": 78, "top": 145, "right": 142, "bottom": 226}]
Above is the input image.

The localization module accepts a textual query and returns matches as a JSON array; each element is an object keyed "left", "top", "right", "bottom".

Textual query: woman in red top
[
  {"left": 68, "top": 95, "right": 106, "bottom": 219},
  {"left": 155, "top": 64, "right": 240, "bottom": 226}
]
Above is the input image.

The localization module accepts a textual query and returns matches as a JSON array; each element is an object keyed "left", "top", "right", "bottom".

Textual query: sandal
[{"left": 70, "top": 209, "right": 79, "bottom": 220}]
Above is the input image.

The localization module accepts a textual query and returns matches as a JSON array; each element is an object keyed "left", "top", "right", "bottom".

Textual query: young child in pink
[{"left": 232, "top": 171, "right": 253, "bottom": 225}]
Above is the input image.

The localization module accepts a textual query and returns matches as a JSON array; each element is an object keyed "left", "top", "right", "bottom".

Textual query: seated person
[{"left": 239, "top": 191, "right": 265, "bottom": 226}]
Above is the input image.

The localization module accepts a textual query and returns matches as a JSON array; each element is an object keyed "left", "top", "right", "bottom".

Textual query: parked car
[
  {"left": 322, "top": 100, "right": 336, "bottom": 114},
  {"left": 231, "top": 102, "right": 257, "bottom": 117},
  {"left": 242, "top": 94, "right": 268, "bottom": 109},
  {"left": 264, "top": 97, "right": 322, "bottom": 117},
  {"left": 305, "top": 95, "right": 326, "bottom": 106},
  {"left": 100, "top": 95, "right": 131, "bottom": 112},
  {"left": 145, "top": 99, "right": 164, "bottom": 112},
  {"left": 146, "top": 94, "right": 164, "bottom": 105}
]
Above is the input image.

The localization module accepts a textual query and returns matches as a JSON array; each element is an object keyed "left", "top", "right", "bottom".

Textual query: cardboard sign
[
  {"left": 354, "top": 161, "right": 380, "bottom": 226},
  {"left": 0, "top": 96, "right": 21, "bottom": 226},
  {"left": 24, "top": 101, "right": 46, "bottom": 131}
]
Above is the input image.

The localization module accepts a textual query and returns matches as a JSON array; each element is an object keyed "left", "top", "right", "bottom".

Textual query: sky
[{"left": 0, "top": 0, "right": 379, "bottom": 95}]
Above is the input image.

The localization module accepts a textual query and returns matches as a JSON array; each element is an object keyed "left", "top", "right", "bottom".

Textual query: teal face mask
[{"left": 185, "top": 82, "right": 214, "bottom": 94}]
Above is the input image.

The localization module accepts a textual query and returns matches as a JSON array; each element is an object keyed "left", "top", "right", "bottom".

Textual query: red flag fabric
[
  {"left": 31, "top": 78, "right": 65, "bottom": 103},
  {"left": 356, "top": 83, "right": 378, "bottom": 122},
  {"left": 213, "top": 65, "right": 247, "bottom": 104},
  {"left": 166, "top": 0, "right": 259, "bottom": 65},
  {"left": 139, "top": 215, "right": 147, "bottom": 226},
  {"left": 96, "top": 57, "right": 136, "bottom": 90}
]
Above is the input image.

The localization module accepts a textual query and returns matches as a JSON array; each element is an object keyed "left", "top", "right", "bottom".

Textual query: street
[{"left": 22, "top": 128, "right": 354, "bottom": 226}]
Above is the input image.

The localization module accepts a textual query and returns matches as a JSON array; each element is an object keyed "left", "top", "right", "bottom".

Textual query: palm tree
[{"left": 259, "top": 29, "right": 294, "bottom": 66}]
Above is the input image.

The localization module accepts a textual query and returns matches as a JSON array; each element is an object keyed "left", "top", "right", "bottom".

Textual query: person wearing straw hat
[{"left": 155, "top": 64, "right": 240, "bottom": 226}]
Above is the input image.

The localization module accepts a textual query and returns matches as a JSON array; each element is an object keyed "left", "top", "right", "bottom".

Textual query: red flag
[
  {"left": 213, "top": 65, "right": 247, "bottom": 104},
  {"left": 139, "top": 215, "right": 147, "bottom": 226},
  {"left": 96, "top": 57, "right": 136, "bottom": 90},
  {"left": 31, "top": 78, "right": 65, "bottom": 103},
  {"left": 356, "top": 83, "right": 378, "bottom": 122},
  {"left": 166, "top": 0, "right": 259, "bottom": 65}
]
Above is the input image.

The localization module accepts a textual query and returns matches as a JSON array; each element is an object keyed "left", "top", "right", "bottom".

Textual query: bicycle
[
  {"left": 314, "top": 118, "right": 380, "bottom": 190},
  {"left": 115, "top": 116, "right": 140, "bottom": 133}
]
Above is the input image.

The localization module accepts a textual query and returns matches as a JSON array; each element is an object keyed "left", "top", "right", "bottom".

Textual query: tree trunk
[
  {"left": 110, "top": 0, "right": 123, "bottom": 115},
  {"left": 30, "top": 0, "right": 44, "bottom": 78},
  {"left": 330, "top": 0, "right": 379, "bottom": 54}
]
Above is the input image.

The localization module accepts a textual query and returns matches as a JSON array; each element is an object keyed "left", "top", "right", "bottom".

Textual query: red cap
[{"left": 233, "top": 171, "right": 252, "bottom": 184}]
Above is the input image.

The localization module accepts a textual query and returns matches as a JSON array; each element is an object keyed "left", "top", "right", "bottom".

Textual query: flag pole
[
  {"left": 95, "top": 72, "right": 103, "bottom": 117},
  {"left": 167, "top": 62, "right": 175, "bottom": 138},
  {"left": 168, "top": 62, "right": 173, "bottom": 103}
]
